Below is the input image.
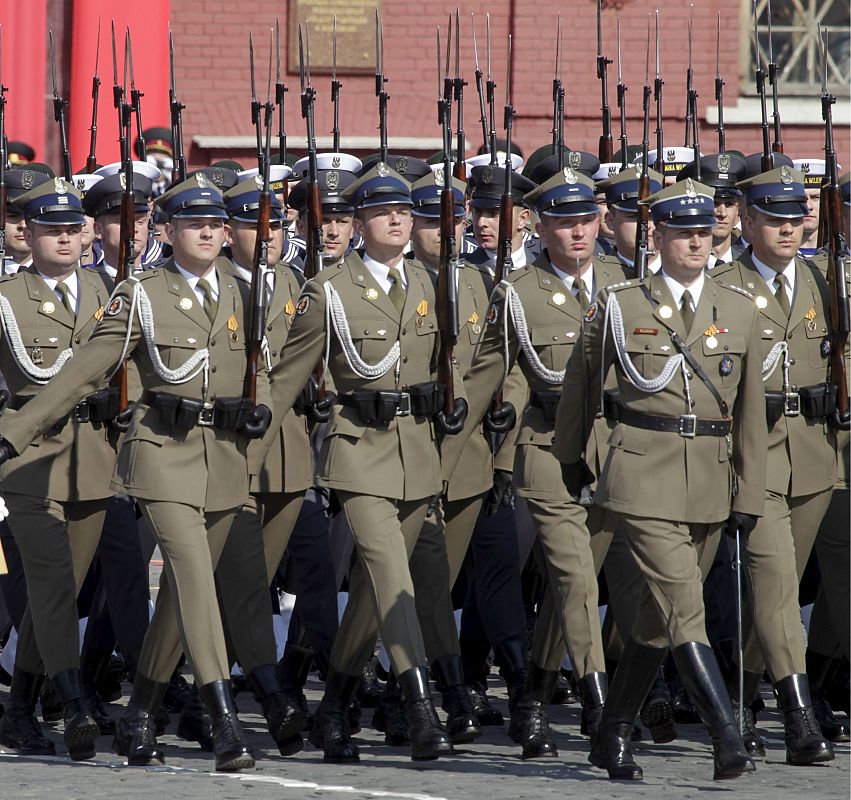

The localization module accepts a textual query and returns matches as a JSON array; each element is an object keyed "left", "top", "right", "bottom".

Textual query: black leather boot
[
  {"left": 0, "top": 668, "right": 55, "bottom": 755},
  {"left": 432, "top": 655, "right": 482, "bottom": 744},
  {"left": 247, "top": 664, "right": 305, "bottom": 756},
  {"left": 371, "top": 670, "right": 409, "bottom": 746},
  {"left": 112, "top": 674, "right": 168, "bottom": 765},
  {"left": 807, "top": 650, "right": 851, "bottom": 743},
  {"left": 277, "top": 642, "right": 313, "bottom": 723},
  {"left": 774, "top": 674, "right": 835, "bottom": 765},
  {"left": 176, "top": 683, "right": 213, "bottom": 751},
  {"left": 552, "top": 670, "right": 578, "bottom": 704},
  {"left": 308, "top": 669, "right": 361, "bottom": 762},
  {"left": 589, "top": 640, "right": 667, "bottom": 780},
  {"left": 672, "top": 642, "right": 755, "bottom": 780},
  {"left": 578, "top": 672, "right": 607, "bottom": 738},
  {"left": 357, "top": 655, "right": 384, "bottom": 708},
  {"left": 508, "top": 663, "right": 559, "bottom": 759},
  {"left": 80, "top": 651, "right": 116, "bottom": 736},
  {"left": 198, "top": 679, "right": 255, "bottom": 771},
  {"left": 81, "top": 650, "right": 122, "bottom": 704},
  {"left": 52, "top": 669, "right": 100, "bottom": 761},
  {"left": 468, "top": 681, "right": 504, "bottom": 725},
  {"left": 39, "top": 677, "right": 63, "bottom": 723},
  {"left": 398, "top": 667, "right": 453, "bottom": 760},
  {"left": 640, "top": 668, "right": 677, "bottom": 743},
  {"left": 731, "top": 669, "right": 766, "bottom": 758}
]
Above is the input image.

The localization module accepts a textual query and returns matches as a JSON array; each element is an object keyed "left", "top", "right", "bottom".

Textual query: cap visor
[{"left": 30, "top": 211, "right": 85, "bottom": 225}]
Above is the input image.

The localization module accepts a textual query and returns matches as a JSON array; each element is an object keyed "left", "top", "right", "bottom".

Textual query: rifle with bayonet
[
  {"left": 243, "top": 30, "right": 274, "bottom": 409},
  {"left": 437, "top": 25, "right": 459, "bottom": 418},
  {"left": 486, "top": 15, "right": 497, "bottom": 165},
  {"left": 816, "top": 25, "right": 849, "bottom": 431},
  {"left": 331, "top": 15, "right": 341, "bottom": 153},
  {"left": 686, "top": 10, "right": 701, "bottom": 179},
  {"left": 634, "top": 17, "right": 652, "bottom": 280},
  {"left": 495, "top": 35, "right": 513, "bottom": 289},
  {"left": 375, "top": 11, "right": 389, "bottom": 165},
  {"left": 684, "top": 4, "right": 694, "bottom": 147},
  {"left": 169, "top": 28, "right": 187, "bottom": 184},
  {"left": 472, "top": 14, "right": 489, "bottom": 155},
  {"left": 0, "top": 26, "right": 7, "bottom": 276},
  {"left": 49, "top": 31, "right": 72, "bottom": 180},
  {"left": 752, "top": 0, "right": 773, "bottom": 173},
  {"left": 597, "top": 0, "right": 613, "bottom": 163},
  {"left": 274, "top": 20, "right": 289, "bottom": 203},
  {"left": 126, "top": 29, "right": 145, "bottom": 161},
  {"left": 616, "top": 17, "right": 628, "bottom": 171},
  {"left": 86, "top": 20, "right": 101, "bottom": 173},
  {"left": 453, "top": 9, "right": 466, "bottom": 181},
  {"left": 653, "top": 10, "right": 664, "bottom": 175},
  {"left": 766, "top": 0, "right": 783, "bottom": 154},
  {"left": 249, "top": 32, "right": 266, "bottom": 181},
  {"left": 552, "top": 16, "right": 565, "bottom": 166},
  {"left": 715, "top": 12, "right": 726, "bottom": 153}
]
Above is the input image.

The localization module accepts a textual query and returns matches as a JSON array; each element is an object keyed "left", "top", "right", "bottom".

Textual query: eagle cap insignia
[
  {"left": 685, "top": 178, "right": 697, "bottom": 198},
  {"left": 195, "top": 172, "right": 209, "bottom": 188},
  {"left": 54, "top": 177, "right": 67, "bottom": 194},
  {"left": 21, "top": 171, "right": 34, "bottom": 189},
  {"left": 608, "top": 165, "right": 618, "bottom": 176},
  {"left": 76, "top": 178, "right": 86, "bottom": 191},
  {"left": 325, "top": 170, "right": 339, "bottom": 191},
  {"left": 717, "top": 154, "right": 730, "bottom": 172},
  {"left": 482, "top": 167, "right": 493, "bottom": 184},
  {"left": 563, "top": 167, "right": 578, "bottom": 185},
  {"left": 666, "top": 149, "right": 676, "bottom": 162},
  {"left": 394, "top": 157, "right": 408, "bottom": 174},
  {"left": 780, "top": 166, "right": 793, "bottom": 185},
  {"left": 799, "top": 162, "right": 810, "bottom": 174},
  {"left": 568, "top": 151, "right": 581, "bottom": 169},
  {"left": 211, "top": 168, "right": 224, "bottom": 187},
  {"left": 433, "top": 168, "right": 444, "bottom": 187},
  {"left": 376, "top": 162, "right": 390, "bottom": 177},
  {"left": 254, "top": 175, "right": 263, "bottom": 189},
  {"left": 331, "top": 155, "right": 341, "bottom": 168}
]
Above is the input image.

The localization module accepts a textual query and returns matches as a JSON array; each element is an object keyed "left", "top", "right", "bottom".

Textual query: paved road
[{"left": 0, "top": 676, "right": 847, "bottom": 800}]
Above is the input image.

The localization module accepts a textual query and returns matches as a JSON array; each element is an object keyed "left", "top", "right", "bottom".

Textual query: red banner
[{"left": 69, "top": 0, "right": 171, "bottom": 169}]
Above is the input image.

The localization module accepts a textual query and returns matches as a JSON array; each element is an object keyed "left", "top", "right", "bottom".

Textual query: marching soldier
[
  {"left": 791, "top": 158, "right": 826, "bottom": 258},
  {"left": 0, "top": 174, "right": 274, "bottom": 772},
  {"left": 3, "top": 169, "right": 53, "bottom": 274},
  {"left": 712, "top": 166, "right": 836, "bottom": 765},
  {"left": 554, "top": 178, "right": 764, "bottom": 781}
]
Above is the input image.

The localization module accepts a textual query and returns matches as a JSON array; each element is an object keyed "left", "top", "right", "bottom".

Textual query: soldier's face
[
  {"left": 410, "top": 214, "right": 466, "bottom": 270},
  {"left": 225, "top": 220, "right": 284, "bottom": 268},
  {"left": 803, "top": 189, "right": 820, "bottom": 237},
  {"left": 321, "top": 213, "right": 354, "bottom": 260},
  {"left": 745, "top": 209, "right": 804, "bottom": 268},
  {"left": 95, "top": 212, "right": 150, "bottom": 265},
  {"left": 25, "top": 223, "right": 83, "bottom": 274},
  {"left": 166, "top": 217, "right": 227, "bottom": 272},
  {"left": 595, "top": 193, "right": 614, "bottom": 239},
  {"left": 537, "top": 213, "right": 599, "bottom": 272},
  {"left": 654, "top": 223, "right": 712, "bottom": 280},
  {"left": 472, "top": 207, "right": 499, "bottom": 250},
  {"left": 354, "top": 204, "right": 412, "bottom": 256},
  {"left": 606, "top": 208, "right": 655, "bottom": 257},
  {"left": 3, "top": 211, "right": 30, "bottom": 260},
  {"left": 81, "top": 215, "right": 97, "bottom": 250},
  {"left": 712, "top": 199, "right": 739, "bottom": 243}
]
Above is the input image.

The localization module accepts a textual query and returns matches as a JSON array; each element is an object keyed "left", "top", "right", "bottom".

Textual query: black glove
[
  {"left": 724, "top": 511, "right": 758, "bottom": 544},
  {"left": 108, "top": 406, "right": 134, "bottom": 433},
  {"left": 483, "top": 401, "right": 516, "bottom": 434},
  {"left": 561, "top": 459, "right": 594, "bottom": 498},
  {"left": 0, "top": 389, "right": 10, "bottom": 413},
  {"left": 306, "top": 391, "right": 337, "bottom": 425},
  {"left": 0, "top": 438, "right": 18, "bottom": 466},
  {"left": 483, "top": 470, "right": 514, "bottom": 517},
  {"left": 829, "top": 408, "right": 851, "bottom": 432},
  {"left": 435, "top": 398, "right": 468, "bottom": 436},
  {"left": 238, "top": 404, "right": 272, "bottom": 439}
]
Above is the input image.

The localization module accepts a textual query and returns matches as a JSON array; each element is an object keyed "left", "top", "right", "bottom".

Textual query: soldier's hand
[
  {"left": 0, "top": 438, "right": 17, "bottom": 468},
  {"left": 483, "top": 470, "right": 514, "bottom": 517},
  {"left": 306, "top": 391, "right": 337, "bottom": 425},
  {"left": 725, "top": 511, "right": 758, "bottom": 544},
  {"left": 239, "top": 404, "right": 273, "bottom": 439},
  {"left": 108, "top": 406, "right": 134, "bottom": 433},
  {"left": 483, "top": 401, "right": 516, "bottom": 434},
  {"left": 829, "top": 408, "right": 851, "bottom": 432},
  {"left": 561, "top": 459, "right": 594, "bottom": 498},
  {"left": 0, "top": 495, "right": 8, "bottom": 521},
  {"left": 436, "top": 398, "right": 468, "bottom": 436}
]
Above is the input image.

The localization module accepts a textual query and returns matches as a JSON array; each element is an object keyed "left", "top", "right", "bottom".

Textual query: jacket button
[
  {"left": 33, "top": 338, "right": 39, "bottom": 343},
  {"left": 271, "top": 350, "right": 278, "bottom": 357},
  {"left": 402, "top": 356, "right": 408, "bottom": 363},
  {"left": 645, "top": 344, "right": 651, "bottom": 350},
  {"left": 267, "top": 324, "right": 273, "bottom": 331},
  {"left": 402, "top": 328, "right": 407, "bottom": 335},
  {"left": 211, "top": 339, "right": 216, "bottom": 346},
  {"left": 211, "top": 366, "right": 217, "bottom": 373},
  {"left": 173, "top": 338, "right": 179, "bottom": 343},
  {"left": 75, "top": 337, "right": 81, "bottom": 344},
  {"left": 552, "top": 336, "right": 558, "bottom": 341},
  {"left": 788, "top": 357, "right": 796, "bottom": 365}
]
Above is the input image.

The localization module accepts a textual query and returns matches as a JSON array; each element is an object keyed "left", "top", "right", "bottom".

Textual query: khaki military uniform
[
  {"left": 0, "top": 267, "right": 115, "bottom": 677},
  {"left": 216, "top": 260, "right": 313, "bottom": 673},
  {"left": 552, "top": 271, "right": 766, "bottom": 649},
  {"left": 0, "top": 258, "right": 269, "bottom": 685},
  {"left": 265, "top": 251, "right": 462, "bottom": 676},
  {"left": 713, "top": 254, "right": 839, "bottom": 679}
]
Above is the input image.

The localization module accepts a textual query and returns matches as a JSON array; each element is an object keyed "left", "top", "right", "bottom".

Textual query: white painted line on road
[{"left": 0, "top": 752, "right": 450, "bottom": 800}]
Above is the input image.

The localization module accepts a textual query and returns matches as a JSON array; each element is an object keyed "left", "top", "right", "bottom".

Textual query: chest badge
[
  {"left": 179, "top": 297, "right": 193, "bottom": 310},
  {"left": 416, "top": 299, "right": 429, "bottom": 317},
  {"left": 486, "top": 304, "right": 500, "bottom": 325},
  {"left": 285, "top": 298, "right": 296, "bottom": 316},
  {"left": 705, "top": 336, "right": 718, "bottom": 350},
  {"left": 552, "top": 292, "right": 566, "bottom": 306},
  {"left": 584, "top": 304, "right": 598, "bottom": 323},
  {"left": 755, "top": 296, "right": 768, "bottom": 309},
  {"left": 31, "top": 347, "right": 43, "bottom": 365},
  {"left": 659, "top": 304, "right": 673, "bottom": 319},
  {"left": 821, "top": 337, "right": 831, "bottom": 358},
  {"left": 94, "top": 305, "right": 105, "bottom": 321},
  {"left": 41, "top": 301, "right": 55, "bottom": 314},
  {"left": 807, "top": 320, "right": 817, "bottom": 332},
  {"left": 719, "top": 355, "right": 734, "bottom": 376},
  {"left": 805, "top": 307, "right": 817, "bottom": 321},
  {"left": 227, "top": 314, "right": 239, "bottom": 332},
  {"left": 365, "top": 287, "right": 379, "bottom": 301}
]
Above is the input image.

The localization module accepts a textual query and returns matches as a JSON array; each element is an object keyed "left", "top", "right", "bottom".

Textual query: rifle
[
  {"left": 126, "top": 29, "right": 145, "bottom": 161},
  {"left": 169, "top": 27, "right": 187, "bottom": 184},
  {"left": 596, "top": 0, "right": 613, "bottom": 163},
  {"left": 495, "top": 34, "right": 514, "bottom": 289},
  {"left": 249, "top": 32, "right": 265, "bottom": 181},
  {"left": 817, "top": 25, "right": 849, "bottom": 430},
  {"left": 616, "top": 17, "right": 628, "bottom": 171},
  {"left": 471, "top": 14, "right": 489, "bottom": 155},
  {"left": 86, "top": 20, "right": 101, "bottom": 174},
  {"left": 453, "top": 9, "right": 466, "bottom": 181},
  {"left": 684, "top": 4, "right": 694, "bottom": 147},
  {"left": 243, "top": 30, "right": 274, "bottom": 408},
  {"left": 715, "top": 12, "right": 726, "bottom": 153},
  {"left": 299, "top": 22, "right": 323, "bottom": 280},
  {"left": 486, "top": 14, "right": 497, "bottom": 165},
  {"left": 686, "top": 10, "right": 701, "bottom": 179},
  {"left": 634, "top": 16, "right": 652, "bottom": 280},
  {"left": 48, "top": 31, "right": 72, "bottom": 181},
  {"left": 331, "top": 15, "right": 341, "bottom": 153},
  {"left": 766, "top": 0, "right": 783, "bottom": 154},
  {"left": 0, "top": 26, "right": 7, "bottom": 276},
  {"left": 274, "top": 20, "right": 289, "bottom": 204},
  {"left": 752, "top": 0, "right": 773, "bottom": 173},
  {"left": 653, "top": 10, "right": 664, "bottom": 175},
  {"left": 374, "top": 11, "right": 389, "bottom": 165},
  {"left": 552, "top": 16, "right": 564, "bottom": 163},
  {"left": 437, "top": 26, "right": 459, "bottom": 417}
]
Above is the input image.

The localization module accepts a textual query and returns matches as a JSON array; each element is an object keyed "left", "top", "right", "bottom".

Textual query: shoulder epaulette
[
  {"left": 716, "top": 281, "right": 755, "bottom": 300},
  {"left": 607, "top": 279, "right": 636, "bottom": 292}
]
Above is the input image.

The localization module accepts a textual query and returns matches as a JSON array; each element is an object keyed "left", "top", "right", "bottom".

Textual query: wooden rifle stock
[
  {"left": 633, "top": 171, "right": 651, "bottom": 279},
  {"left": 242, "top": 192, "right": 271, "bottom": 405},
  {"left": 825, "top": 183, "right": 850, "bottom": 421},
  {"left": 437, "top": 187, "right": 458, "bottom": 415}
]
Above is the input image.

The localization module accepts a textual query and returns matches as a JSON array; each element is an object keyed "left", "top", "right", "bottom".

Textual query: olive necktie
[
  {"left": 774, "top": 274, "right": 791, "bottom": 318},
  {"left": 55, "top": 281, "right": 75, "bottom": 317},
  {"left": 197, "top": 278, "right": 217, "bottom": 323},
  {"left": 680, "top": 289, "right": 695, "bottom": 334},
  {"left": 386, "top": 265, "right": 406, "bottom": 314},
  {"left": 573, "top": 282, "right": 589, "bottom": 311}
]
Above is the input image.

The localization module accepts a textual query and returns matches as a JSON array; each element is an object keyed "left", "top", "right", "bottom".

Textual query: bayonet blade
[
  {"left": 126, "top": 27, "right": 136, "bottom": 89},
  {"left": 445, "top": 13, "right": 452, "bottom": 84},
  {"left": 616, "top": 17, "right": 622, "bottom": 83},
  {"left": 645, "top": 15, "right": 651, "bottom": 85},
  {"left": 94, "top": 18, "right": 101, "bottom": 79},
  {"left": 298, "top": 23, "right": 306, "bottom": 94},
  {"left": 249, "top": 31, "right": 257, "bottom": 101},
  {"left": 767, "top": 0, "right": 774, "bottom": 62},
  {"left": 486, "top": 13, "right": 491, "bottom": 82},
  {"left": 436, "top": 26, "right": 442, "bottom": 100},
  {"left": 112, "top": 21, "right": 118, "bottom": 87},
  {"left": 305, "top": 20, "right": 311, "bottom": 88},
  {"left": 716, "top": 12, "right": 721, "bottom": 79},
  {"left": 168, "top": 27, "right": 176, "bottom": 95},
  {"left": 687, "top": 6, "right": 693, "bottom": 69},
  {"left": 275, "top": 19, "right": 281, "bottom": 83},
  {"left": 596, "top": 0, "right": 602, "bottom": 58},
  {"left": 48, "top": 31, "right": 58, "bottom": 96},
  {"left": 655, "top": 9, "right": 660, "bottom": 78},
  {"left": 332, "top": 14, "right": 337, "bottom": 82},
  {"left": 472, "top": 14, "right": 480, "bottom": 72},
  {"left": 266, "top": 27, "right": 273, "bottom": 105},
  {"left": 505, "top": 34, "right": 511, "bottom": 107},
  {"left": 454, "top": 7, "right": 460, "bottom": 80}
]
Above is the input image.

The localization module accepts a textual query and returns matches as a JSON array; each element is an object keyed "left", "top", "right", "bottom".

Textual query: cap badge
[
  {"left": 799, "top": 162, "right": 810, "bottom": 174},
  {"left": 434, "top": 168, "right": 444, "bottom": 187},
  {"left": 394, "top": 157, "right": 408, "bottom": 174},
  {"left": 254, "top": 175, "right": 263, "bottom": 189},
  {"left": 717, "top": 154, "right": 730, "bottom": 173},
  {"left": 608, "top": 165, "right": 617, "bottom": 176},
  {"left": 195, "top": 172, "right": 209, "bottom": 188},
  {"left": 780, "top": 166, "right": 793, "bottom": 185},
  {"left": 331, "top": 155, "right": 341, "bottom": 168},
  {"left": 376, "top": 162, "right": 390, "bottom": 177},
  {"left": 563, "top": 167, "right": 577, "bottom": 185},
  {"left": 666, "top": 149, "right": 676, "bottom": 162},
  {"left": 211, "top": 168, "right": 224, "bottom": 187},
  {"left": 54, "top": 178, "right": 67, "bottom": 194},
  {"left": 568, "top": 151, "right": 581, "bottom": 169},
  {"left": 76, "top": 178, "right": 86, "bottom": 191},
  {"left": 685, "top": 178, "right": 697, "bottom": 198},
  {"left": 482, "top": 167, "right": 493, "bottom": 184},
  {"left": 21, "top": 171, "right": 34, "bottom": 189},
  {"left": 326, "top": 171, "right": 339, "bottom": 191}
]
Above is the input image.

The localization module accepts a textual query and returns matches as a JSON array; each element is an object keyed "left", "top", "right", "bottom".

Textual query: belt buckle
[
  {"left": 74, "top": 402, "right": 90, "bottom": 424},
  {"left": 678, "top": 414, "right": 697, "bottom": 438},
  {"left": 396, "top": 392, "right": 411, "bottom": 417},
  {"left": 783, "top": 391, "right": 800, "bottom": 417},
  {"left": 199, "top": 404, "right": 215, "bottom": 426}
]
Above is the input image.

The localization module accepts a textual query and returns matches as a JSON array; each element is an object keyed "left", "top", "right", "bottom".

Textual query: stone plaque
[{"left": 289, "top": 0, "right": 380, "bottom": 75}]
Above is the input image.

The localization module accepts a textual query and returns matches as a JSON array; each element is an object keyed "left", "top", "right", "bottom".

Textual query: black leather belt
[
  {"left": 529, "top": 391, "right": 561, "bottom": 423},
  {"left": 608, "top": 404, "right": 732, "bottom": 438},
  {"left": 142, "top": 390, "right": 251, "bottom": 432},
  {"left": 338, "top": 383, "right": 444, "bottom": 425}
]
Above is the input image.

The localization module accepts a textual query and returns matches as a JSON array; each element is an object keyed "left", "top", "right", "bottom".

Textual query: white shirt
[
  {"left": 752, "top": 253, "right": 796, "bottom": 308},
  {"left": 231, "top": 261, "right": 276, "bottom": 299},
  {"left": 550, "top": 263, "right": 594, "bottom": 303},
  {"left": 38, "top": 270, "right": 79, "bottom": 315},
  {"left": 661, "top": 269, "right": 705, "bottom": 313},
  {"left": 174, "top": 261, "right": 219, "bottom": 304},
  {"left": 484, "top": 245, "right": 528, "bottom": 272},
  {"left": 707, "top": 245, "right": 733, "bottom": 270},
  {"left": 616, "top": 249, "right": 661, "bottom": 274},
  {"left": 362, "top": 254, "right": 407, "bottom": 296}
]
